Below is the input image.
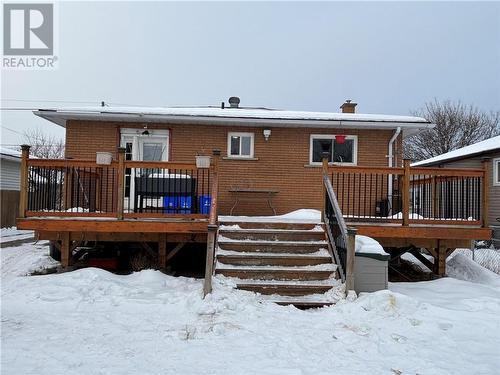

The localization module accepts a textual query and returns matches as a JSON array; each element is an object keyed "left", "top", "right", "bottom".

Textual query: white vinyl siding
[{"left": 0, "top": 159, "right": 21, "bottom": 191}]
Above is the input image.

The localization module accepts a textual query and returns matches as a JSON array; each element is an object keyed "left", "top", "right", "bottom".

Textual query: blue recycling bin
[
  {"left": 163, "top": 196, "right": 192, "bottom": 214},
  {"left": 199, "top": 195, "right": 212, "bottom": 214}
]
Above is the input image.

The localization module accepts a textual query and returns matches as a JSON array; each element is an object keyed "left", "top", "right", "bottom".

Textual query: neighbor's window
[
  {"left": 310, "top": 135, "right": 357, "bottom": 165},
  {"left": 494, "top": 158, "right": 500, "bottom": 186},
  {"left": 228, "top": 132, "right": 254, "bottom": 158}
]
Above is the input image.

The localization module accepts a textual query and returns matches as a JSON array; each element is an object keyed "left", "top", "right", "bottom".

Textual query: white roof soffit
[{"left": 33, "top": 108, "right": 434, "bottom": 133}]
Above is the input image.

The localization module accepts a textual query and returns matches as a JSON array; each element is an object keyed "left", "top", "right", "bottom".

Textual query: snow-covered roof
[
  {"left": 412, "top": 135, "right": 500, "bottom": 166},
  {"left": 0, "top": 146, "right": 21, "bottom": 162},
  {"left": 34, "top": 105, "right": 433, "bottom": 136}
]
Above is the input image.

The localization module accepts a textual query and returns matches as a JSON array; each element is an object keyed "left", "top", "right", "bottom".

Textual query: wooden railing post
[
  {"left": 346, "top": 227, "right": 357, "bottom": 293},
  {"left": 18, "top": 145, "right": 30, "bottom": 218},
  {"left": 402, "top": 159, "right": 411, "bottom": 226},
  {"left": 116, "top": 147, "right": 126, "bottom": 220},
  {"left": 203, "top": 148, "right": 221, "bottom": 297},
  {"left": 321, "top": 152, "right": 330, "bottom": 220},
  {"left": 481, "top": 158, "right": 490, "bottom": 228}
]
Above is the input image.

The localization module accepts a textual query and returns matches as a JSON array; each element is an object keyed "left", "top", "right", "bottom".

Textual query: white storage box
[
  {"left": 96, "top": 152, "right": 113, "bottom": 165},
  {"left": 195, "top": 155, "right": 211, "bottom": 169}
]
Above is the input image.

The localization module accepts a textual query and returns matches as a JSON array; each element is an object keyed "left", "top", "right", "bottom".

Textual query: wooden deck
[{"left": 14, "top": 147, "right": 493, "bottom": 286}]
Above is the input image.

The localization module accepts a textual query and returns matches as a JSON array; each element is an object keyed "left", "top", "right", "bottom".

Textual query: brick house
[
  {"left": 16, "top": 98, "right": 491, "bottom": 305},
  {"left": 33, "top": 98, "right": 432, "bottom": 216}
]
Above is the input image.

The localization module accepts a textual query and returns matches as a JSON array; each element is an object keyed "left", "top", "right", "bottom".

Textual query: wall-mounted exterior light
[{"left": 263, "top": 129, "right": 271, "bottom": 141}]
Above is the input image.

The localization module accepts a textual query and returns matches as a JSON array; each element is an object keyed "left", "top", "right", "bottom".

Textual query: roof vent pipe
[{"left": 228, "top": 97, "right": 240, "bottom": 108}]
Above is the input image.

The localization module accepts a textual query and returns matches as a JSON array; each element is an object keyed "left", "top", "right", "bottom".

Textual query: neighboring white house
[
  {"left": 413, "top": 135, "right": 500, "bottom": 246},
  {"left": 0, "top": 147, "right": 22, "bottom": 227}
]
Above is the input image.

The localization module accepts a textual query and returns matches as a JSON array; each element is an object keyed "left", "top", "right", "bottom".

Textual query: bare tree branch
[
  {"left": 404, "top": 99, "right": 500, "bottom": 161},
  {"left": 23, "top": 128, "right": 65, "bottom": 159}
]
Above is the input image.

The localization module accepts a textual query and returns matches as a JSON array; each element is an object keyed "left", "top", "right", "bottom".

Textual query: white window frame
[
  {"left": 227, "top": 132, "right": 255, "bottom": 158},
  {"left": 309, "top": 134, "right": 358, "bottom": 166},
  {"left": 493, "top": 158, "right": 500, "bottom": 186}
]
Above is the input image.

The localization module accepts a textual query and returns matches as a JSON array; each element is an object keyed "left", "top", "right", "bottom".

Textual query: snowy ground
[
  {"left": 0, "top": 227, "right": 34, "bottom": 245},
  {"left": 1, "top": 242, "right": 500, "bottom": 375}
]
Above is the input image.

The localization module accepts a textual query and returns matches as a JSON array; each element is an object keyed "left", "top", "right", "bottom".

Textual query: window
[
  {"left": 227, "top": 132, "right": 254, "bottom": 158},
  {"left": 494, "top": 158, "right": 500, "bottom": 186},
  {"left": 310, "top": 135, "right": 357, "bottom": 165}
]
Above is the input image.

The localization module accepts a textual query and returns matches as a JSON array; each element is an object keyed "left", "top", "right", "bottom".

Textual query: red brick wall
[{"left": 65, "top": 120, "right": 402, "bottom": 215}]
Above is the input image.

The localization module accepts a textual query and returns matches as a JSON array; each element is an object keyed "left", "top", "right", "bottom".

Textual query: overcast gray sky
[{"left": 2, "top": 1, "right": 500, "bottom": 146}]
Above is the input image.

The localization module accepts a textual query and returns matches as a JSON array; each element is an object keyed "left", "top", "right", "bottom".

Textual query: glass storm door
[{"left": 120, "top": 129, "right": 169, "bottom": 211}]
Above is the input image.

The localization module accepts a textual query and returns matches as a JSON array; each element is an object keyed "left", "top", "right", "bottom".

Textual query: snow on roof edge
[
  {"left": 0, "top": 146, "right": 21, "bottom": 159},
  {"left": 412, "top": 135, "right": 500, "bottom": 166},
  {"left": 34, "top": 105, "right": 432, "bottom": 129}
]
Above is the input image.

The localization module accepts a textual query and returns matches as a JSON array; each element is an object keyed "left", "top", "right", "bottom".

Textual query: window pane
[
  {"left": 241, "top": 136, "right": 251, "bottom": 156},
  {"left": 496, "top": 161, "right": 500, "bottom": 183},
  {"left": 230, "top": 136, "right": 240, "bottom": 155},
  {"left": 143, "top": 143, "right": 163, "bottom": 161},
  {"left": 125, "top": 142, "right": 133, "bottom": 161},
  {"left": 312, "top": 139, "right": 333, "bottom": 163},
  {"left": 333, "top": 139, "right": 354, "bottom": 163}
]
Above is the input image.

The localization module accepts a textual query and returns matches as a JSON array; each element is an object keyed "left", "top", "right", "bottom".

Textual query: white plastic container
[
  {"left": 195, "top": 155, "right": 211, "bottom": 169},
  {"left": 96, "top": 152, "right": 113, "bottom": 165}
]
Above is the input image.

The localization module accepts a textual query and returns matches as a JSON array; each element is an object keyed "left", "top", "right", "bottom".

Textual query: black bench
[{"left": 134, "top": 175, "right": 196, "bottom": 213}]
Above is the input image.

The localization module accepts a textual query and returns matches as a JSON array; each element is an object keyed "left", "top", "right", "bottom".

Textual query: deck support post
[
  {"left": 60, "top": 231, "right": 71, "bottom": 267},
  {"left": 203, "top": 224, "right": 217, "bottom": 297},
  {"left": 402, "top": 159, "right": 411, "bottom": 226},
  {"left": 436, "top": 246, "right": 447, "bottom": 277},
  {"left": 481, "top": 158, "right": 490, "bottom": 228},
  {"left": 158, "top": 233, "right": 167, "bottom": 269},
  {"left": 346, "top": 227, "right": 357, "bottom": 294},
  {"left": 19, "top": 145, "right": 31, "bottom": 218},
  {"left": 116, "top": 147, "right": 126, "bottom": 220}
]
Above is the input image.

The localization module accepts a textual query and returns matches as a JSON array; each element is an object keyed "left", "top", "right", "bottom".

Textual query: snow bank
[
  {"left": 1, "top": 241, "right": 58, "bottom": 281},
  {"left": 355, "top": 235, "right": 388, "bottom": 256},
  {"left": 447, "top": 253, "right": 500, "bottom": 287}
]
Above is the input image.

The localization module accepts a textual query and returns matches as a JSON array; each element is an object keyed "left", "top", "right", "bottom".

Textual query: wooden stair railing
[
  {"left": 322, "top": 156, "right": 356, "bottom": 294},
  {"left": 203, "top": 149, "right": 221, "bottom": 297}
]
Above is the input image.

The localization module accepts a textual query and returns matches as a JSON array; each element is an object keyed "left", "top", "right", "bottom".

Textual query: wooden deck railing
[
  {"left": 18, "top": 145, "right": 216, "bottom": 220},
  {"left": 325, "top": 159, "right": 489, "bottom": 227}
]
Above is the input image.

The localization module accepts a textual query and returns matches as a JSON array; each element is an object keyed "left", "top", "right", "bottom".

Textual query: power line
[
  {"left": 1, "top": 98, "right": 100, "bottom": 104},
  {"left": 2, "top": 126, "right": 24, "bottom": 135},
  {"left": 0, "top": 108, "right": 38, "bottom": 111}
]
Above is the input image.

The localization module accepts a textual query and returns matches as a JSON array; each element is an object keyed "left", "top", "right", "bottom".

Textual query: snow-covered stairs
[{"left": 215, "top": 220, "right": 340, "bottom": 308}]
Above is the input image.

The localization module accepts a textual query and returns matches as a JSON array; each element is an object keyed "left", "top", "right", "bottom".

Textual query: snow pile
[
  {"left": 220, "top": 209, "right": 321, "bottom": 223},
  {"left": 2, "top": 242, "right": 500, "bottom": 374},
  {"left": 355, "top": 235, "right": 388, "bottom": 256},
  {"left": 1, "top": 241, "right": 59, "bottom": 281},
  {"left": 447, "top": 253, "right": 500, "bottom": 287},
  {"left": 453, "top": 247, "right": 500, "bottom": 275}
]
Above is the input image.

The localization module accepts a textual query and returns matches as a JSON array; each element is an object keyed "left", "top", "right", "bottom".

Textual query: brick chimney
[{"left": 340, "top": 100, "right": 357, "bottom": 114}]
